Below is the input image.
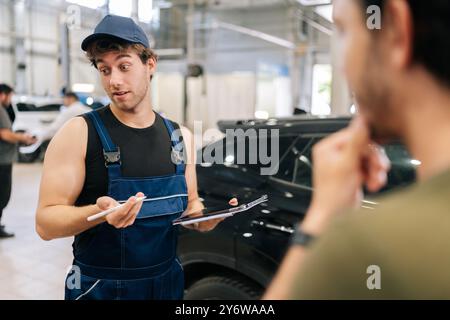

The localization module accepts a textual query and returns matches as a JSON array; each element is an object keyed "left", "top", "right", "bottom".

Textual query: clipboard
[{"left": 172, "top": 195, "right": 268, "bottom": 226}]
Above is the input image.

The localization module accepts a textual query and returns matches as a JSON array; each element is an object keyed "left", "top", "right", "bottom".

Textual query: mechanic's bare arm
[
  {"left": 35, "top": 117, "right": 143, "bottom": 240},
  {"left": 36, "top": 118, "right": 99, "bottom": 240}
]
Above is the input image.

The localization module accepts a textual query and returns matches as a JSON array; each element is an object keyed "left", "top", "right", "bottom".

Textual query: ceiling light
[{"left": 297, "top": 0, "right": 331, "bottom": 6}]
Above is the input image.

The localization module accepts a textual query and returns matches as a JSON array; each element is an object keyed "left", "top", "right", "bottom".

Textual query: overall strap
[
  {"left": 160, "top": 115, "right": 185, "bottom": 175},
  {"left": 86, "top": 110, "right": 122, "bottom": 179}
]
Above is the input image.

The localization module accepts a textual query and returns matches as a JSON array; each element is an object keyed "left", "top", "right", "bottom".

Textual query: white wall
[
  {"left": 69, "top": 13, "right": 106, "bottom": 96},
  {"left": 152, "top": 72, "right": 184, "bottom": 124},
  {"left": 0, "top": 1, "right": 335, "bottom": 125},
  {"left": 204, "top": 73, "right": 256, "bottom": 127},
  {"left": 0, "top": 1, "right": 13, "bottom": 84},
  {"left": 28, "top": 10, "right": 60, "bottom": 95}
]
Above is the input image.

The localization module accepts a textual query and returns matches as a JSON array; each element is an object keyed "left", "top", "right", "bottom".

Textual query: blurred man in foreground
[{"left": 265, "top": 0, "right": 450, "bottom": 299}]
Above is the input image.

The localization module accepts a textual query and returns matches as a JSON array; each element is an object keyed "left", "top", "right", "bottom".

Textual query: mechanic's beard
[
  {"left": 355, "top": 58, "right": 401, "bottom": 144},
  {"left": 370, "top": 124, "right": 400, "bottom": 144},
  {"left": 355, "top": 89, "right": 400, "bottom": 144},
  {"left": 110, "top": 83, "right": 149, "bottom": 112},
  {"left": 132, "top": 82, "right": 150, "bottom": 111}
]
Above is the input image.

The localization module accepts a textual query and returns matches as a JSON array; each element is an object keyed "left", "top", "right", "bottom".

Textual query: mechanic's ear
[
  {"left": 384, "top": 0, "right": 414, "bottom": 70},
  {"left": 148, "top": 56, "right": 156, "bottom": 75}
]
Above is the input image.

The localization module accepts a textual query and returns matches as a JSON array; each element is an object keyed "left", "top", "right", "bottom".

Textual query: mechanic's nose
[{"left": 109, "top": 69, "right": 124, "bottom": 89}]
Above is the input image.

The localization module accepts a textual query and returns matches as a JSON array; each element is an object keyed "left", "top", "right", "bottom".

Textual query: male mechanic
[
  {"left": 38, "top": 91, "right": 91, "bottom": 142},
  {"left": 265, "top": 0, "right": 450, "bottom": 299},
  {"left": 36, "top": 15, "right": 236, "bottom": 300},
  {"left": 1, "top": 84, "right": 36, "bottom": 238}
]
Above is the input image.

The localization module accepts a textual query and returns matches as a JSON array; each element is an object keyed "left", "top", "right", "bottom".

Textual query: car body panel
[{"left": 178, "top": 116, "right": 417, "bottom": 297}]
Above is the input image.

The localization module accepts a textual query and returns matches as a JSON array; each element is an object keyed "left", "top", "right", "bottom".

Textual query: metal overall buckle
[{"left": 103, "top": 148, "right": 121, "bottom": 166}]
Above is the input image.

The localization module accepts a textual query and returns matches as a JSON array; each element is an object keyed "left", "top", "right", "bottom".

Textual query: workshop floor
[{"left": 0, "top": 163, "right": 72, "bottom": 300}]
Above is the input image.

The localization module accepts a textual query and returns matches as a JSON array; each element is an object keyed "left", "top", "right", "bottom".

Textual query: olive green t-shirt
[{"left": 291, "top": 168, "right": 450, "bottom": 299}]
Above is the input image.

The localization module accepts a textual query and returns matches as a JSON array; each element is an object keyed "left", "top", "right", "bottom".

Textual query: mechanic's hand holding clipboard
[{"left": 174, "top": 195, "right": 269, "bottom": 232}]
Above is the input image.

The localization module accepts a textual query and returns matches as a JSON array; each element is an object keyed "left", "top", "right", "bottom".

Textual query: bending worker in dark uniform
[{"left": 36, "top": 15, "right": 236, "bottom": 300}]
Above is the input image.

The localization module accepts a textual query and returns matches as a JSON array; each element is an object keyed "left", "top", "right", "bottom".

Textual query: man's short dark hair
[
  {"left": 85, "top": 38, "right": 158, "bottom": 69},
  {"left": 64, "top": 92, "right": 79, "bottom": 101},
  {"left": 85, "top": 38, "right": 158, "bottom": 81},
  {"left": 360, "top": 0, "right": 450, "bottom": 87},
  {"left": 0, "top": 84, "right": 13, "bottom": 95}
]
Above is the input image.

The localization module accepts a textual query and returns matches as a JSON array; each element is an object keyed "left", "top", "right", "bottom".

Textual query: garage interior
[
  {"left": 1, "top": 0, "right": 353, "bottom": 300},
  {"left": 1, "top": 0, "right": 438, "bottom": 301}
]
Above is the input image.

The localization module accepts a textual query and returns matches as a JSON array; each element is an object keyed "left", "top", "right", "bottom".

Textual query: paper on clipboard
[{"left": 172, "top": 195, "right": 268, "bottom": 226}]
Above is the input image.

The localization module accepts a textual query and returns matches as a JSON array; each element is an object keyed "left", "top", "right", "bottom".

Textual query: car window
[
  {"left": 292, "top": 139, "right": 315, "bottom": 187},
  {"left": 202, "top": 131, "right": 416, "bottom": 194},
  {"left": 275, "top": 136, "right": 315, "bottom": 187},
  {"left": 225, "top": 135, "right": 274, "bottom": 173},
  {"left": 201, "top": 133, "right": 287, "bottom": 176},
  {"left": 16, "top": 103, "right": 61, "bottom": 112},
  {"left": 274, "top": 136, "right": 416, "bottom": 193},
  {"left": 376, "top": 143, "right": 417, "bottom": 194}
]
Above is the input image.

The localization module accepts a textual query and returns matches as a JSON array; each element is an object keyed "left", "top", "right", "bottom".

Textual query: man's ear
[
  {"left": 148, "top": 57, "right": 156, "bottom": 74},
  {"left": 384, "top": 0, "right": 414, "bottom": 70}
]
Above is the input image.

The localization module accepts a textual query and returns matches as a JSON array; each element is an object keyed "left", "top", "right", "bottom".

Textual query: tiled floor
[{"left": 0, "top": 163, "right": 73, "bottom": 300}]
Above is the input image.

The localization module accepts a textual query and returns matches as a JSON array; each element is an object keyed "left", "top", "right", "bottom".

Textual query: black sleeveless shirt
[{"left": 75, "top": 106, "right": 181, "bottom": 206}]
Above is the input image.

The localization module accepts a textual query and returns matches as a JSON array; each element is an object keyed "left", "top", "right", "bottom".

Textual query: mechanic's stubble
[
  {"left": 96, "top": 48, "right": 156, "bottom": 124},
  {"left": 333, "top": 0, "right": 404, "bottom": 144}
]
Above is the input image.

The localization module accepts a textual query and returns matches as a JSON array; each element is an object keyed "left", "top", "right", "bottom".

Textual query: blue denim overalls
[{"left": 65, "top": 110, "right": 188, "bottom": 300}]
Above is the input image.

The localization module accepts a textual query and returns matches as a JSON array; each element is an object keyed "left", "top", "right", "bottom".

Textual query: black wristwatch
[{"left": 290, "top": 227, "right": 316, "bottom": 247}]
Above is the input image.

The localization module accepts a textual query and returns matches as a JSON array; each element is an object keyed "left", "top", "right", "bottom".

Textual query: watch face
[{"left": 291, "top": 230, "right": 315, "bottom": 247}]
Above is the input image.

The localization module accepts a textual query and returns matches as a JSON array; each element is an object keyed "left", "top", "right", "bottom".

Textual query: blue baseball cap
[{"left": 81, "top": 14, "right": 150, "bottom": 51}]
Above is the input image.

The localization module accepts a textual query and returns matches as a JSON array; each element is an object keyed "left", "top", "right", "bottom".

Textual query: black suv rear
[{"left": 178, "top": 116, "right": 416, "bottom": 299}]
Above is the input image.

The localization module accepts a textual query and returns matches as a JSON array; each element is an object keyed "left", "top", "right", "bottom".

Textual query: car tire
[
  {"left": 17, "top": 148, "right": 41, "bottom": 163},
  {"left": 184, "top": 275, "right": 262, "bottom": 300}
]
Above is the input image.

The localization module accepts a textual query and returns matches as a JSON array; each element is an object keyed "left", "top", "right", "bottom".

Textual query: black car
[{"left": 178, "top": 116, "right": 417, "bottom": 300}]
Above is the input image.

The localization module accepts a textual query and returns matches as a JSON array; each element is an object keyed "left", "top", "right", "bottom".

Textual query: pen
[{"left": 87, "top": 196, "right": 147, "bottom": 222}]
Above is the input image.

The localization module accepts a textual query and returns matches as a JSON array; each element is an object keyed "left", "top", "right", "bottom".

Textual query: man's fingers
[
  {"left": 183, "top": 223, "right": 196, "bottom": 230},
  {"left": 121, "top": 210, "right": 138, "bottom": 228},
  {"left": 117, "top": 194, "right": 145, "bottom": 224},
  {"left": 107, "top": 193, "right": 145, "bottom": 227},
  {"left": 366, "top": 168, "right": 388, "bottom": 192},
  {"left": 124, "top": 198, "right": 144, "bottom": 225},
  {"left": 135, "top": 192, "right": 145, "bottom": 199},
  {"left": 229, "top": 198, "right": 238, "bottom": 206},
  {"left": 186, "top": 217, "right": 226, "bottom": 232},
  {"left": 364, "top": 145, "right": 391, "bottom": 192},
  {"left": 375, "top": 146, "right": 390, "bottom": 171},
  {"left": 315, "top": 127, "right": 352, "bottom": 153},
  {"left": 345, "top": 116, "right": 370, "bottom": 153},
  {"left": 96, "top": 196, "right": 118, "bottom": 211},
  {"left": 312, "top": 119, "right": 367, "bottom": 160},
  {"left": 126, "top": 192, "right": 145, "bottom": 216}
]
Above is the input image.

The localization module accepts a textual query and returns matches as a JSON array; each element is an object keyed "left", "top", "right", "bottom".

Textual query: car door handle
[{"left": 251, "top": 219, "right": 295, "bottom": 234}]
